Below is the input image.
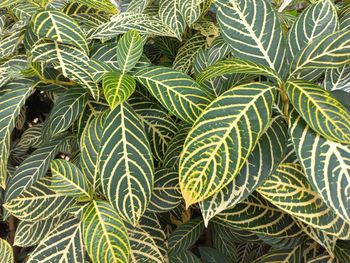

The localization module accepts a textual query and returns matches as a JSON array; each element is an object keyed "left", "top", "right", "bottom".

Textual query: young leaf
[
  {"left": 116, "top": 30, "right": 144, "bottom": 73},
  {"left": 82, "top": 200, "right": 130, "bottom": 263},
  {"left": 286, "top": 80, "right": 350, "bottom": 144},
  {"left": 99, "top": 103, "right": 154, "bottom": 225},
  {"left": 179, "top": 83, "right": 276, "bottom": 207}
]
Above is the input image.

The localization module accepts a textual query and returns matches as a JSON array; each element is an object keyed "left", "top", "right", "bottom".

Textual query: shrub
[{"left": 1, "top": 0, "right": 350, "bottom": 262}]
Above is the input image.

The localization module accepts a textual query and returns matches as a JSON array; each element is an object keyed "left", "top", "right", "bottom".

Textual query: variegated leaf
[
  {"left": 324, "top": 65, "right": 350, "bottom": 92},
  {"left": 0, "top": 238, "right": 13, "bottom": 263},
  {"left": 252, "top": 244, "right": 304, "bottom": 263},
  {"left": 75, "top": 0, "right": 119, "bottom": 13},
  {"left": 159, "top": 0, "right": 186, "bottom": 39}
]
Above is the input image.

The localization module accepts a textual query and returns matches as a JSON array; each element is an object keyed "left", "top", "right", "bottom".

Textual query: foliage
[{"left": 1, "top": 0, "right": 350, "bottom": 262}]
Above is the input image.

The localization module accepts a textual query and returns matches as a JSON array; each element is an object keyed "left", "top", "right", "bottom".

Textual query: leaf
[
  {"left": 0, "top": 238, "right": 13, "bottom": 263},
  {"left": 82, "top": 200, "right": 130, "bottom": 263},
  {"left": 147, "top": 168, "right": 182, "bottom": 212},
  {"left": 290, "top": 30, "right": 350, "bottom": 76},
  {"left": 43, "top": 87, "right": 89, "bottom": 140},
  {"left": 127, "top": 0, "right": 153, "bottom": 13},
  {"left": 31, "top": 10, "right": 88, "bottom": 53},
  {"left": 90, "top": 12, "right": 177, "bottom": 39},
  {"left": 289, "top": 110, "right": 350, "bottom": 224},
  {"left": 4, "top": 178, "right": 75, "bottom": 221},
  {"left": 215, "top": 192, "right": 302, "bottom": 237},
  {"left": 252, "top": 245, "right": 303, "bottom": 263},
  {"left": 31, "top": 40, "right": 99, "bottom": 99},
  {"left": 0, "top": 78, "right": 37, "bottom": 189},
  {"left": 287, "top": 0, "right": 338, "bottom": 59},
  {"left": 173, "top": 33, "right": 206, "bottom": 73},
  {"left": 179, "top": 0, "right": 202, "bottom": 26},
  {"left": 14, "top": 214, "right": 67, "bottom": 247},
  {"left": 80, "top": 113, "right": 106, "bottom": 190},
  {"left": 99, "top": 102, "right": 154, "bottom": 225},
  {"left": 211, "top": 224, "right": 238, "bottom": 261},
  {"left": 5, "top": 137, "right": 68, "bottom": 202},
  {"left": 216, "top": 0, "right": 287, "bottom": 77},
  {"left": 50, "top": 159, "right": 91, "bottom": 199},
  {"left": 334, "top": 240, "right": 350, "bottom": 263},
  {"left": 324, "top": 65, "right": 350, "bottom": 92},
  {"left": 75, "top": 0, "right": 119, "bottom": 13},
  {"left": 199, "top": 247, "right": 231, "bottom": 263},
  {"left": 117, "top": 30, "right": 144, "bottom": 73},
  {"left": 200, "top": 114, "right": 288, "bottom": 225},
  {"left": 211, "top": 222, "right": 261, "bottom": 243},
  {"left": 134, "top": 66, "right": 214, "bottom": 123},
  {"left": 258, "top": 163, "right": 350, "bottom": 239},
  {"left": 285, "top": 80, "right": 350, "bottom": 144},
  {"left": 102, "top": 72, "right": 136, "bottom": 109},
  {"left": 27, "top": 217, "right": 84, "bottom": 263},
  {"left": 170, "top": 250, "right": 201, "bottom": 263},
  {"left": 308, "top": 254, "right": 338, "bottom": 263},
  {"left": 179, "top": 82, "right": 276, "bottom": 207},
  {"left": 0, "top": 31, "right": 23, "bottom": 60},
  {"left": 196, "top": 58, "right": 282, "bottom": 85},
  {"left": 159, "top": 0, "right": 186, "bottom": 39},
  {"left": 168, "top": 218, "right": 204, "bottom": 255}
]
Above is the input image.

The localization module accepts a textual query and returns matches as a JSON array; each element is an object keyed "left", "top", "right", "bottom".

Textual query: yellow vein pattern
[
  {"left": 290, "top": 30, "right": 350, "bottom": 77},
  {"left": 82, "top": 201, "right": 130, "bottom": 263},
  {"left": 31, "top": 40, "right": 99, "bottom": 99},
  {"left": 289, "top": 110, "right": 350, "bottom": 224},
  {"left": 4, "top": 178, "right": 76, "bottom": 221},
  {"left": 31, "top": 10, "right": 88, "bottom": 53},
  {"left": 286, "top": 80, "right": 350, "bottom": 144},
  {"left": 127, "top": 0, "right": 153, "bottom": 13},
  {"left": 168, "top": 218, "right": 204, "bottom": 255},
  {"left": 216, "top": 0, "right": 287, "bottom": 77},
  {"left": 99, "top": 102, "right": 154, "bottom": 226},
  {"left": 215, "top": 192, "right": 303, "bottom": 237},
  {"left": 80, "top": 113, "right": 106, "bottom": 190},
  {"left": 90, "top": 12, "right": 177, "bottom": 39},
  {"left": 134, "top": 66, "right": 214, "bottom": 123},
  {"left": 287, "top": 0, "right": 338, "bottom": 59},
  {"left": 50, "top": 159, "right": 91, "bottom": 200},
  {"left": 252, "top": 244, "right": 303, "bottom": 263},
  {"left": 179, "top": 0, "right": 202, "bottom": 26},
  {"left": 14, "top": 214, "right": 67, "bottom": 247},
  {"left": 179, "top": 83, "right": 276, "bottom": 207},
  {"left": 308, "top": 255, "right": 337, "bottom": 262},
  {"left": 200, "top": 115, "right": 288, "bottom": 225},
  {"left": 116, "top": 30, "right": 144, "bottom": 73},
  {"left": 102, "top": 72, "right": 136, "bottom": 109},
  {"left": 196, "top": 58, "right": 282, "bottom": 85},
  {"left": 75, "top": 0, "right": 119, "bottom": 13},
  {"left": 258, "top": 163, "right": 350, "bottom": 239},
  {"left": 159, "top": 0, "right": 186, "bottom": 39},
  {"left": 27, "top": 217, "right": 84, "bottom": 263},
  {"left": 0, "top": 31, "right": 22, "bottom": 60},
  {"left": 0, "top": 78, "right": 36, "bottom": 189},
  {"left": 0, "top": 238, "right": 13, "bottom": 263},
  {"left": 148, "top": 168, "right": 182, "bottom": 213}
]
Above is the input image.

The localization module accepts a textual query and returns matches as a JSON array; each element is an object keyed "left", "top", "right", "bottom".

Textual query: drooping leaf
[
  {"left": 286, "top": 80, "right": 350, "bottom": 144},
  {"left": 134, "top": 66, "right": 214, "bottom": 123},
  {"left": 27, "top": 217, "right": 85, "bottom": 263},
  {"left": 82, "top": 201, "right": 130, "bottom": 263},
  {"left": 99, "top": 102, "right": 154, "bottom": 225},
  {"left": 180, "top": 82, "right": 276, "bottom": 207}
]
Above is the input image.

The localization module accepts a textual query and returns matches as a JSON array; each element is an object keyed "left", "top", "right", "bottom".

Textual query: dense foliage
[{"left": 1, "top": 0, "right": 350, "bottom": 262}]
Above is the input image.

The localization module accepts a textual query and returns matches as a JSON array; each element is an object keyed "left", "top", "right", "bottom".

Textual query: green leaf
[
  {"left": 0, "top": 238, "right": 13, "bottom": 263},
  {"left": 117, "top": 30, "right": 144, "bottom": 73},
  {"left": 75, "top": 0, "right": 119, "bottom": 13},
  {"left": 43, "top": 88, "right": 88, "bottom": 140},
  {"left": 16, "top": 123, "right": 43, "bottom": 150},
  {"left": 168, "top": 218, "right": 204, "bottom": 255},
  {"left": 335, "top": 240, "right": 350, "bottom": 263},
  {"left": 134, "top": 66, "right": 214, "bottom": 123},
  {"left": 31, "top": 10, "right": 88, "bottom": 53},
  {"left": 308, "top": 254, "right": 338, "bottom": 263},
  {"left": 80, "top": 113, "right": 106, "bottom": 190},
  {"left": 211, "top": 222, "right": 261, "bottom": 243},
  {"left": 290, "top": 30, "right": 350, "bottom": 77},
  {"left": 287, "top": 0, "right": 338, "bottom": 60},
  {"left": 0, "top": 31, "right": 23, "bottom": 60},
  {"left": 199, "top": 247, "right": 230, "bottom": 263},
  {"left": 14, "top": 214, "right": 67, "bottom": 247},
  {"left": 285, "top": 80, "right": 350, "bottom": 144},
  {"left": 91, "top": 12, "right": 177, "bottom": 39},
  {"left": 324, "top": 65, "right": 350, "bottom": 92},
  {"left": 215, "top": 192, "right": 302, "bottom": 237},
  {"left": 179, "top": 82, "right": 276, "bottom": 206},
  {"left": 289, "top": 110, "right": 350, "bottom": 224},
  {"left": 211, "top": 224, "right": 238, "bottom": 261},
  {"left": 252, "top": 245, "right": 303, "bottom": 263},
  {"left": 196, "top": 58, "right": 282, "bottom": 86},
  {"left": 102, "top": 72, "right": 136, "bottom": 109},
  {"left": 200, "top": 114, "right": 288, "bottom": 225},
  {"left": 5, "top": 139, "right": 66, "bottom": 202},
  {"left": 4, "top": 178, "right": 75, "bottom": 221},
  {"left": 179, "top": 0, "right": 202, "bottom": 26},
  {"left": 169, "top": 250, "right": 201, "bottom": 263},
  {"left": 216, "top": 0, "right": 287, "bottom": 77},
  {"left": 159, "top": 0, "right": 186, "bottom": 39},
  {"left": 258, "top": 163, "right": 350, "bottom": 239},
  {"left": 50, "top": 159, "right": 91, "bottom": 199},
  {"left": 99, "top": 102, "right": 154, "bottom": 225},
  {"left": 0, "top": 55, "right": 28, "bottom": 87},
  {"left": 31, "top": 40, "right": 99, "bottom": 99},
  {"left": 26, "top": 217, "right": 84, "bottom": 263},
  {"left": 0, "top": 78, "right": 37, "bottom": 189},
  {"left": 82, "top": 200, "right": 130, "bottom": 263},
  {"left": 148, "top": 168, "right": 182, "bottom": 212},
  {"left": 127, "top": 0, "right": 153, "bottom": 13}
]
